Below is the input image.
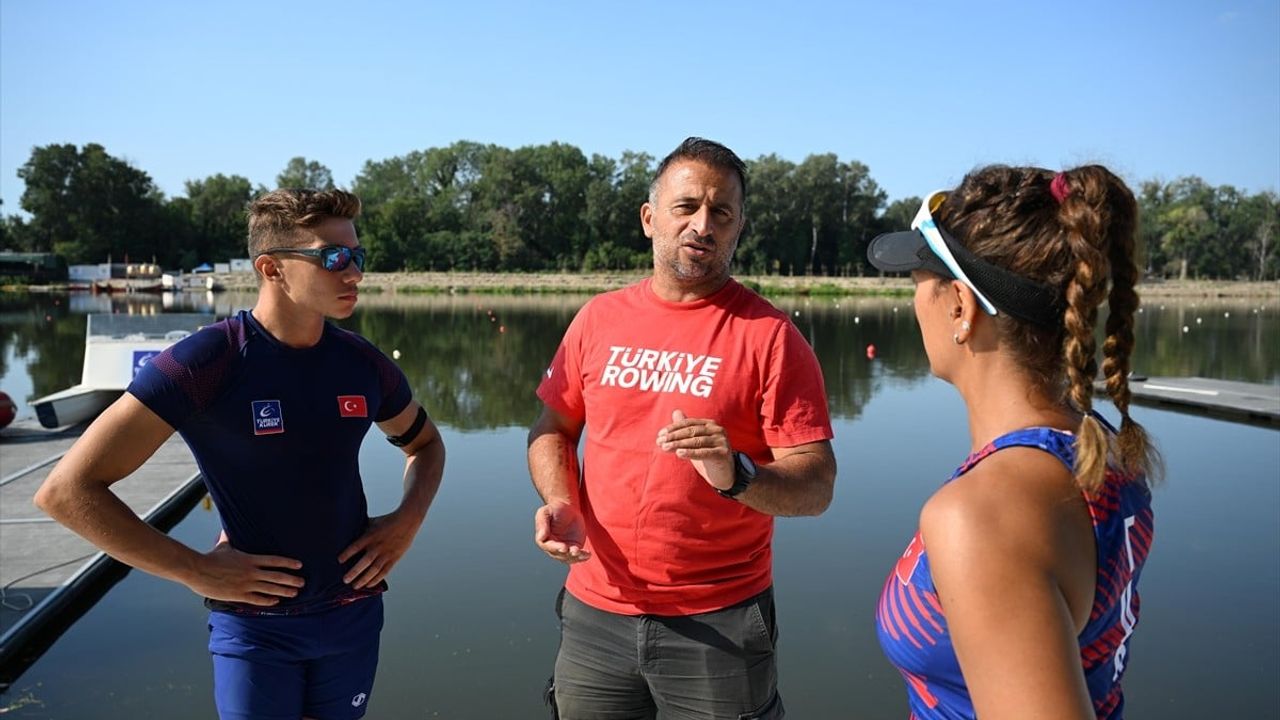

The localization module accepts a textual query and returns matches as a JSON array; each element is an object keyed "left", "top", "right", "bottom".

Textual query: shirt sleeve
[
  {"left": 126, "top": 323, "right": 235, "bottom": 430},
  {"left": 760, "top": 319, "right": 833, "bottom": 448},
  {"left": 535, "top": 302, "right": 589, "bottom": 424},
  {"left": 374, "top": 356, "right": 412, "bottom": 423}
]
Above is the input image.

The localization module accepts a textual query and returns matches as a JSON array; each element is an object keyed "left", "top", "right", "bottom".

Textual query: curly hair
[
  {"left": 936, "top": 165, "right": 1161, "bottom": 492},
  {"left": 247, "top": 188, "right": 362, "bottom": 258}
]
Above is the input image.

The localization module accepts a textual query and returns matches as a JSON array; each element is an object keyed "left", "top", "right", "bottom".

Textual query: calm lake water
[{"left": 1, "top": 289, "right": 1277, "bottom": 718}]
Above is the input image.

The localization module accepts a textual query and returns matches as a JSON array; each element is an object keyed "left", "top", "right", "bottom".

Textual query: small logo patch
[
  {"left": 338, "top": 395, "right": 368, "bottom": 418},
  {"left": 251, "top": 400, "right": 284, "bottom": 435},
  {"left": 132, "top": 350, "right": 161, "bottom": 378},
  {"left": 351, "top": 692, "right": 367, "bottom": 707}
]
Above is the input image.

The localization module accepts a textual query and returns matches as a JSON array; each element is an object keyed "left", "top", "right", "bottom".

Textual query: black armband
[{"left": 386, "top": 406, "right": 428, "bottom": 447}]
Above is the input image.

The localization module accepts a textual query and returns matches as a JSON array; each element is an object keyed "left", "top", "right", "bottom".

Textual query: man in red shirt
[{"left": 528, "top": 137, "right": 836, "bottom": 719}]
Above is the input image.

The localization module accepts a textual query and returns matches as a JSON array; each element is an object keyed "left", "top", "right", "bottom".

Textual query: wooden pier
[
  {"left": 0, "top": 419, "right": 205, "bottom": 686},
  {"left": 1097, "top": 376, "right": 1280, "bottom": 427}
]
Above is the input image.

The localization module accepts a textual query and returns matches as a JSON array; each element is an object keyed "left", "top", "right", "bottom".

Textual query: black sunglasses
[{"left": 259, "top": 245, "right": 366, "bottom": 272}]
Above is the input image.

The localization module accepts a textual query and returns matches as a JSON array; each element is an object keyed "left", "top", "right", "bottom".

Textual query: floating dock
[
  {"left": 1097, "top": 376, "right": 1280, "bottom": 427},
  {"left": 0, "top": 419, "right": 205, "bottom": 687}
]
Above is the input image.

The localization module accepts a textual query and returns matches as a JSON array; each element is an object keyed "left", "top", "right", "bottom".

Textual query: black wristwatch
[{"left": 718, "top": 451, "right": 757, "bottom": 499}]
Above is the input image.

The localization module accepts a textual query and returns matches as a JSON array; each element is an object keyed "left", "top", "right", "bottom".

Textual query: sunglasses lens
[
  {"left": 323, "top": 248, "right": 347, "bottom": 271},
  {"left": 320, "top": 247, "right": 365, "bottom": 272}
]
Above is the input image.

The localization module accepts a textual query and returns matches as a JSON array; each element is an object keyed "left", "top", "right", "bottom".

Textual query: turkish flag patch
[{"left": 337, "top": 395, "right": 368, "bottom": 418}]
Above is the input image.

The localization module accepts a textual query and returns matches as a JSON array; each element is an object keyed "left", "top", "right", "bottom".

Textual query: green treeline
[{"left": 2, "top": 142, "right": 1276, "bottom": 280}]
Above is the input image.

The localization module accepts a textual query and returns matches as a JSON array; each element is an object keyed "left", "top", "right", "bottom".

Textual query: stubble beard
[
  {"left": 661, "top": 234, "right": 733, "bottom": 284},
  {"left": 667, "top": 255, "right": 717, "bottom": 281}
]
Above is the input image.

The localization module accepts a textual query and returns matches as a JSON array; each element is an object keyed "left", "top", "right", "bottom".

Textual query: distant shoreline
[
  {"left": 208, "top": 272, "right": 1280, "bottom": 299},
  {"left": 11, "top": 273, "right": 1279, "bottom": 298}
]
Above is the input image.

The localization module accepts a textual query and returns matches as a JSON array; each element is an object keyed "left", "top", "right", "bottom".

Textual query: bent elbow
[
  {"left": 33, "top": 467, "right": 81, "bottom": 519},
  {"left": 809, "top": 484, "right": 835, "bottom": 516},
  {"left": 33, "top": 477, "right": 60, "bottom": 516},
  {"left": 808, "top": 466, "right": 837, "bottom": 516}
]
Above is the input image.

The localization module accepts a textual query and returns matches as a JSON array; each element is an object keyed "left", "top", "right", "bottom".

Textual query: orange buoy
[{"left": 866, "top": 344, "right": 877, "bottom": 359}]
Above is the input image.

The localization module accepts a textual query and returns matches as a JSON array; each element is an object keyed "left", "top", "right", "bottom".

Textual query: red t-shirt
[{"left": 537, "top": 278, "right": 833, "bottom": 615}]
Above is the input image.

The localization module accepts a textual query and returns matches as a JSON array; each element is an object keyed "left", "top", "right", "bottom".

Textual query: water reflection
[
  {"left": 325, "top": 294, "right": 935, "bottom": 430},
  {"left": 2, "top": 292, "right": 1277, "bottom": 427}
]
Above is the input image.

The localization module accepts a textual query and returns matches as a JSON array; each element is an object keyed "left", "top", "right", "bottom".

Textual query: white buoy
[
  {"left": 794, "top": 310, "right": 800, "bottom": 317},
  {"left": 1196, "top": 318, "right": 1202, "bottom": 324},
  {"left": 1182, "top": 326, "right": 1189, "bottom": 333},
  {"left": 854, "top": 316, "right": 860, "bottom": 324},
  {"left": 392, "top": 349, "right": 401, "bottom": 359}
]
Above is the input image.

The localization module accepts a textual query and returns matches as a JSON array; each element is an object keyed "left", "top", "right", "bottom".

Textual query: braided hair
[{"left": 936, "top": 165, "right": 1161, "bottom": 491}]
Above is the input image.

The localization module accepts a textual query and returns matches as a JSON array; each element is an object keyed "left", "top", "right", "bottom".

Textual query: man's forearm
[
  {"left": 527, "top": 431, "right": 581, "bottom": 506},
  {"left": 734, "top": 450, "right": 835, "bottom": 517}
]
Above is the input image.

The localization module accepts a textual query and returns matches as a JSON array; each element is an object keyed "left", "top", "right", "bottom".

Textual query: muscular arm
[
  {"left": 527, "top": 405, "right": 590, "bottom": 563},
  {"left": 33, "top": 394, "right": 304, "bottom": 606},
  {"left": 923, "top": 452, "right": 1095, "bottom": 719},
  {"left": 339, "top": 400, "right": 446, "bottom": 589},
  {"left": 736, "top": 440, "right": 835, "bottom": 516},
  {"left": 657, "top": 410, "right": 835, "bottom": 517}
]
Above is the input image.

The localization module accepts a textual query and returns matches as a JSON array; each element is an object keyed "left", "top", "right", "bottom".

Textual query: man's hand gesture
[
  {"left": 657, "top": 409, "right": 735, "bottom": 491},
  {"left": 535, "top": 499, "right": 591, "bottom": 564}
]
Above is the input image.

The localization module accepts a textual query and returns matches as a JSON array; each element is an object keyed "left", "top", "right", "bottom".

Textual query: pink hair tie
[{"left": 1050, "top": 172, "right": 1070, "bottom": 203}]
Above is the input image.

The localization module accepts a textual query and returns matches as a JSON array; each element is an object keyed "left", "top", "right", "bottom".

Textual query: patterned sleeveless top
[{"left": 875, "top": 423, "right": 1155, "bottom": 719}]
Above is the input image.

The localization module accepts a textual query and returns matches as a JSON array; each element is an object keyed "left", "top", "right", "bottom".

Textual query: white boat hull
[
  {"left": 29, "top": 313, "right": 213, "bottom": 428},
  {"left": 32, "top": 386, "right": 122, "bottom": 429}
]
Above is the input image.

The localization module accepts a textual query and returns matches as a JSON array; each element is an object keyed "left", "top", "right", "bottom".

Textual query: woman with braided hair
[{"left": 867, "top": 165, "right": 1159, "bottom": 719}]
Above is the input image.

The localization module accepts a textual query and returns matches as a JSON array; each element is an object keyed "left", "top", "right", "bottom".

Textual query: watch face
[{"left": 737, "top": 452, "right": 756, "bottom": 476}]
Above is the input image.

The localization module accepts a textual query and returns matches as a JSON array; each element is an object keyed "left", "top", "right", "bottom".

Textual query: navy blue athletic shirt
[{"left": 128, "top": 310, "right": 413, "bottom": 615}]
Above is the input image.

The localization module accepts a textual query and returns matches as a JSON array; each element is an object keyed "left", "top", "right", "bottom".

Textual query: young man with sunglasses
[
  {"left": 36, "top": 189, "right": 445, "bottom": 719},
  {"left": 529, "top": 138, "right": 836, "bottom": 719}
]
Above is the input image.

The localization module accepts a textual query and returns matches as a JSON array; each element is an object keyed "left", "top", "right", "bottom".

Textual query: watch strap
[{"left": 718, "top": 451, "right": 755, "bottom": 498}]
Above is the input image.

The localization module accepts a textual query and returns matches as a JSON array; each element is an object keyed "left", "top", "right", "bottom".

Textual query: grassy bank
[
  {"left": 205, "top": 272, "right": 1279, "bottom": 299},
  {"left": 195, "top": 271, "right": 917, "bottom": 297}
]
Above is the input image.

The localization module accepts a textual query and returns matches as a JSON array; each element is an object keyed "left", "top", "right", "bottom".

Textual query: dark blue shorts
[{"left": 208, "top": 596, "right": 384, "bottom": 720}]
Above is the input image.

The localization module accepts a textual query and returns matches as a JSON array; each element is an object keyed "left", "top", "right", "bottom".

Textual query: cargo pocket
[
  {"left": 543, "top": 675, "right": 559, "bottom": 719},
  {"left": 738, "top": 689, "right": 784, "bottom": 720}
]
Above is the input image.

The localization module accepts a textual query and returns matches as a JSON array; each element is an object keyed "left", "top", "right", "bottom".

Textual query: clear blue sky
[{"left": 2, "top": 0, "right": 1277, "bottom": 213}]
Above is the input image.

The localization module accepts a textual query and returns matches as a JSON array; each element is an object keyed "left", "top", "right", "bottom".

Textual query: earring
[
  {"left": 953, "top": 333, "right": 964, "bottom": 345},
  {"left": 961, "top": 320, "right": 971, "bottom": 332}
]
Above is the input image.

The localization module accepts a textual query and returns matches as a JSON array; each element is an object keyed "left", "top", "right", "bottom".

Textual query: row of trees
[{"left": 2, "top": 142, "right": 1276, "bottom": 279}]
